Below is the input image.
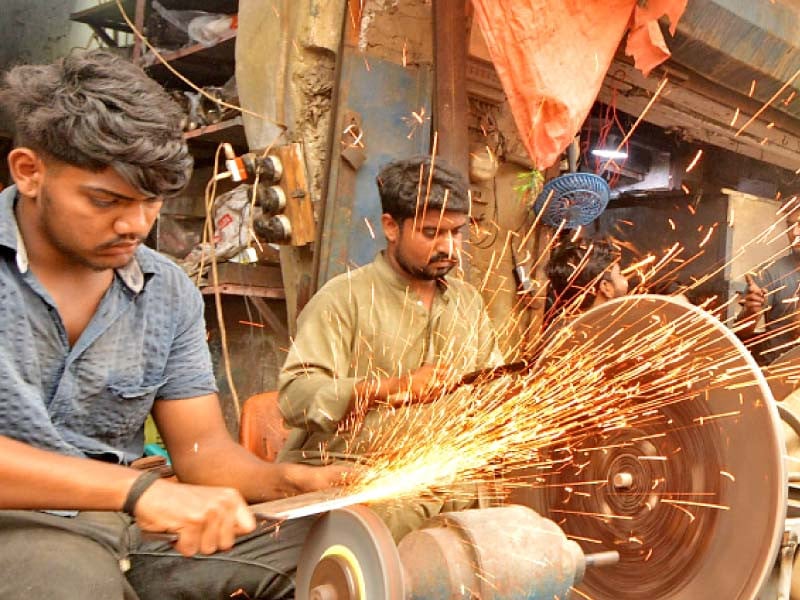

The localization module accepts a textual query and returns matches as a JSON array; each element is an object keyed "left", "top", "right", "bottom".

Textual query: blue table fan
[{"left": 533, "top": 172, "right": 610, "bottom": 229}]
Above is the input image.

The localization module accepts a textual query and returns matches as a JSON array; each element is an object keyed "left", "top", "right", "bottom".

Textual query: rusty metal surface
[
  {"left": 318, "top": 52, "right": 433, "bottom": 286},
  {"left": 510, "top": 295, "right": 786, "bottom": 600},
  {"left": 399, "top": 505, "right": 586, "bottom": 599}
]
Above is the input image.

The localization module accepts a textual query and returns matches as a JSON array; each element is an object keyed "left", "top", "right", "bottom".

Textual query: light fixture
[{"left": 591, "top": 134, "right": 628, "bottom": 160}]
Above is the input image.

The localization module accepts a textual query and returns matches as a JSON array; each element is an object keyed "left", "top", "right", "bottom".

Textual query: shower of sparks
[
  {"left": 363, "top": 217, "right": 376, "bottom": 239},
  {"left": 685, "top": 149, "right": 703, "bottom": 173},
  {"left": 284, "top": 191, "right": 800, "bottom": 535},
  {"left": 330, "top": 289, "right": 771, "bottom": 514},
  {"left": 664, "top": 502, "right": 696, "bottom": 522},
  {"left": 272, "top": 143, "right": 800, "bottom": 591},
  {"left": 661, "top": 499, "right": 730, "bottom": 511},
  {"left": 403, "top": 107, "right": 430, "bottom": 139},
  {"left": 614, "top": 77, "right": 669, "bottom": 154},
  {"left": 570, "top": 588, "right": 594, "bottom": 600},
  {"left": 736, "top": 67, "right": 800, "bottom": 137},
  {"left": 238, "top": 320, "right": 265, "bottom": 328},
  {"left": 698, "top": 224, "right": 716, "bottom": 248}
]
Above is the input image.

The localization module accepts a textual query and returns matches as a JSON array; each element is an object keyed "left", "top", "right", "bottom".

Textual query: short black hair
[
  {"left": 0, "top": 48, "right": 192, "bottom": 197},
  {"left": 376, "top": 155, "right": 469, "bottom": 221},
  {"left": 546, "top": 237, "right": 621, "bottom": 311}
]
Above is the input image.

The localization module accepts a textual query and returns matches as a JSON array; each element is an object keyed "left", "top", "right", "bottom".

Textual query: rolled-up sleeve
[{"left": 278, "top": 288, "right": 357, "bottom": 433}]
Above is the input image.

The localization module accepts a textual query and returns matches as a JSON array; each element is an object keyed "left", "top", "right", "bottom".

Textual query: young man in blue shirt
[{"left": 0, "top": 48, "right": 344, "bottom": 599}]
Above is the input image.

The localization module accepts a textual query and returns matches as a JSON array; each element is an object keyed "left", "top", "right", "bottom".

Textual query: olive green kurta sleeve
[
  {"left": 277, "top": 277, "right": 359, "bottom": 433},
  {"left": 278, "top": 252, "right": 502, "bottom": 463}
]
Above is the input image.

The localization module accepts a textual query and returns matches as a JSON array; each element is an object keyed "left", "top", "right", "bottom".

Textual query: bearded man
[{"left": 278, "top": 156, "right": 502, "bottom": 540}]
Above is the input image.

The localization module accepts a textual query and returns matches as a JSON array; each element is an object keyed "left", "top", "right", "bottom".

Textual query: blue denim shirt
[{"left": 0, "top": 185, "right": 217, "bottom": 463}]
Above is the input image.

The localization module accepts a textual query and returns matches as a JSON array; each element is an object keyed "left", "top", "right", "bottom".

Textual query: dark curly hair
[
  {"left": 376, "top": 155, "right": 469, "bottom": 221},
  {"left": 0, "top": 48, "right": 192, "bottom": 197},
  {"left": 546, "top": 237, "right": 622, "bottom": 311}
]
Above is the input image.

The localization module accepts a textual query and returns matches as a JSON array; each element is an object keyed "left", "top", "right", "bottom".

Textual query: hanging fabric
[{"left": 471, "top": 0, "right": 688, "bottom": 169}]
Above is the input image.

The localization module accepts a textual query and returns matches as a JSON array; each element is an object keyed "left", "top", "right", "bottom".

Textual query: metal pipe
[{"left": 584, "top": 550, "right": 621, "bottom": 568}]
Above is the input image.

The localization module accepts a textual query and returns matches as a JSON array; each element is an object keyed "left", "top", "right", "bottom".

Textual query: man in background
[
  {"left": 737, "top": 203, "right": 800, "bottom": 365},
  {"left": 545, "top": 237, "right": 630, "bottom": 320}
]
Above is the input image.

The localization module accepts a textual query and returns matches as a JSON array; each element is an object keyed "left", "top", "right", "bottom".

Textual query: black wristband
[{"left": 123, "top": 470, "right": 162, "bottom": 516}]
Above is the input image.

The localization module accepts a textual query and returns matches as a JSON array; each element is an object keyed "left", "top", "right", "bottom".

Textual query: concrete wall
[{"left": 0, "top": 1, "right": 112, "bottom": 72}]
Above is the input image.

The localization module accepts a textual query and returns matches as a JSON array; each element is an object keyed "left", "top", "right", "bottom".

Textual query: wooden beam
[
  {"left": 599, "top": 61, "right": 800, "bottom": 173},
  {"left": 131, "top": 0, "right": 146, "bottom": 63},
  {"left": 434, "top": 0, "right": 469, "bottom": 177}
]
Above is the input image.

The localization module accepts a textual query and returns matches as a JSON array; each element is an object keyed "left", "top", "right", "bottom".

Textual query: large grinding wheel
[
  {"left": 296, "top": 504, "right": 405, "bottom": 600},
  {"left": 510, "top": 295, "right": 787, "bottom": 599}
]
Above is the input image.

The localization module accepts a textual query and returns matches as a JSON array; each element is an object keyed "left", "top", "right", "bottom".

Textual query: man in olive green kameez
[{"left": 278, "top": 156, "right": 502, "bottom": 541}]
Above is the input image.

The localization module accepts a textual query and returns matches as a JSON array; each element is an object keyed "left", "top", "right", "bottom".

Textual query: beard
[{"left": 393, "top": 247, "right": 456, "bottom": 281}]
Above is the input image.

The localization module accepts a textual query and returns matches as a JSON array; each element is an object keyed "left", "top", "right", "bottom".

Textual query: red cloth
[{"left": 472, "top": 0, "right": 687, "bottom": 169}]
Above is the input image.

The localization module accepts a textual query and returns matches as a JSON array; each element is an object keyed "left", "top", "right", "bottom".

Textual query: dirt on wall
[{"left": 357, "top": 0, "right": 433, "bottom": 65}]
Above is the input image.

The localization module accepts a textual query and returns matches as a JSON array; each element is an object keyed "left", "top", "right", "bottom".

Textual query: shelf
[
  {"left": 200, "top": 284, "right": 285, "bottom": 299},
  {"left": 184, "top": 116, "right": 246, "bottom": 147},
  {"left": 157, "top": 0, "right": 237, "bottom": 11},
  {"left": 70, "top": 0, "right": 138, "bottom": 33},
  {"left": 70, "top": 0, "right": 238, "bottom": 32},
  {"left": 143, "top": 30, "right": 236, "bottom": 87}
]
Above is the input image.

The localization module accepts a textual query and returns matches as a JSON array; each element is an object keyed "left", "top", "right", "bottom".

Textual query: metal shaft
[{"left": 584, "top": 551, "right": 620, "bottom": 568}]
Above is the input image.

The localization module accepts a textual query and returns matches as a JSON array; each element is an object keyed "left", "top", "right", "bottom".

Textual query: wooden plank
[
  {"left": 144, "top": 33, "right": 237, "bottom": 87},
  {"left": 273, "top": 143, "right": 316, "bottom": 246},
  {"left": 599, "top": 61, "right": 800, "bottom": 172},
  {"left": 200, "top": 284, "right": 285, "bottom": 299},
  {"left": 279, "top": 245, "right": 315, "bottom": 338}
]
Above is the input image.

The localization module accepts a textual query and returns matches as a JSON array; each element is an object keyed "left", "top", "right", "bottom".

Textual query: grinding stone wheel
[
  {"left": 511, "top": 295, "right": 786, "bottom": 599},
  {"left": 296, "top": 504, "right": 405, "bottom": 600}
]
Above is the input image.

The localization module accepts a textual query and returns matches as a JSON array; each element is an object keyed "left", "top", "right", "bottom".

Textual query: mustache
[
  {"left": 96, "top": 236, "right": 146, "bottom": 250},
  {"left": 428, "top": 253, "right": 457, "bottom": 265}
]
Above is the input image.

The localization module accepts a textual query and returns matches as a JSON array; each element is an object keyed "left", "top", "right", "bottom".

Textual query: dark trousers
[{"left": 0, "top": 510, "right": 312, "bottom": 599}]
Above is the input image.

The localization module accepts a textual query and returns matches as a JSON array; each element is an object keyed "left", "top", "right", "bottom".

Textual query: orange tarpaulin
[{"left": 471, "top": 0, "right": 687, "bottom": 169}]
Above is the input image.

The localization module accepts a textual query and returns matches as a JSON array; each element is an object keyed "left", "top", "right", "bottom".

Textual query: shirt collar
[
  {"left": 0, "top": 184, "right": 153, "bottom": 294},
  {"left": 374, "top": 250, "right": 452, "bottom": 299}
]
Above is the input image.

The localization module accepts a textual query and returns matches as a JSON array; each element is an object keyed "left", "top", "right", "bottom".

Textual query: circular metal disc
[
  {"left": 510, "top": 295, "right": 786, "bottom": 599},
  {"left": 296, "top": 505, "right": 405, "bottom": 600}
]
